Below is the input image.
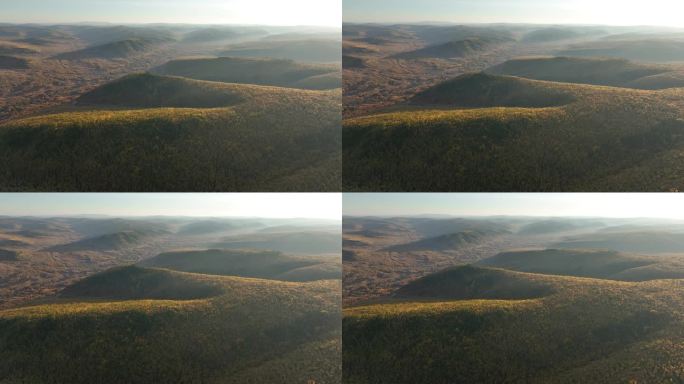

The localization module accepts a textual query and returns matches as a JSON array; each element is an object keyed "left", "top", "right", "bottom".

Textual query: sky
[
  {"left": 344, "top": 193, "right": 684, "bottom": 220},
  {"left": 344, "top": 0, "right": 684, "bottom": 27},
  {"left": 1, "top": 0, "right": 341, "bottom": 27},
  {"left": 0, "top": 193, "right": 341, "bottom": 220}
]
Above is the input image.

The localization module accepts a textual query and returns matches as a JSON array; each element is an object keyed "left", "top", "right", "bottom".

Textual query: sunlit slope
[
  {"left": 343, "top": 73, "right": 684, "bottom": 191},
  {"left": 0, "top": 266, "right": 341, "bottom": 384},
  {"left": 152, "top": 57, "right": 341, "bottom": 90},
  {"left": 0, "top": 74, "right": 341, "bottom": 191},
  {"left": 343, "top": 265, "right": 684, "bottom": 383}
]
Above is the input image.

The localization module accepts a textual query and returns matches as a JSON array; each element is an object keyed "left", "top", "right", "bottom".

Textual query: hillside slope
[
  {"left": 139, "top": 249, "right": 341, "bottom": 282},
  {"left": 53, "top": 38, "right": 157, "bottom": 60},
  {"left": 212, "top": 231, "right": 341, "bottom": 254},
  {"left": 476, "top": 249, "right": 684, "bottom": 281},
  {"left": 343, "top": 73, "right": 684, "bottom": 191},
  {"left": 344, "top": 266, "right": 684, "bottom": 383},
  {"left": 0, "top": 73, "right": 341, "bottom": 191},
  {"left": 220, "top": 39, "right": 341, "bottom": 63},
  {"left": 486, "top": 57, "right": 684, "bottom": 89},
  {"left": 384, "top": 229, "right": 505, "bottom": 252},
  {"left": 559, "top": 39, "right": 684, "bottom": 63},
  {"left": 152, "top": 57, "right": 341, "bottom": 90},
  {"left": 0, "top": 266, "right": 341, "bottom": 383},
  {"left": 553, "top": 231, "right": 684, "bottom": 253},
  {"left": 394, "top": 37, "right": 511, "bottom": 60},
  {"left": 410, "top": 72, "right": 576, "bottom": 107},
  {"left": 47, "top": 230, "right": 156, "bottom": 252}
]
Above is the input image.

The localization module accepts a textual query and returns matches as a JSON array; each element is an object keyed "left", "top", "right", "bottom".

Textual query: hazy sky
[
  {"left": 344, "top": 193, "right": 684, "bottom": 219},
  {"left": 0, "top": 193, "right": 341, "bottom": 220},
  {"left": 2, "top": 0, "right": 341, "bottom": 26},
  {"left": 344, "top": 0, "right": 684, "bottom": 27}
]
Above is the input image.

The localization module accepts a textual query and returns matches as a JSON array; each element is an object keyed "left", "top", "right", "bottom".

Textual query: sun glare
[{"left": 569, "top": 0, "right": 684, "bottom": 27}]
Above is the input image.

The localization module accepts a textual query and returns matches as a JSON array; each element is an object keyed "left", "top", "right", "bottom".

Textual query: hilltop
[
  {"left": 151, "top": 57, "right": 341, "bottom": 90},
  {"left": 139, "top": 249, "right": 341, "bottom": 282},
  {"left": 0, "top": 265, "right": 341, "bottom": 383},
  {"left": 486, "top": 56, "right": 684, "bottom": 89},
  {"left": 60, "top": 266, "right": 223, "bottom": 300},
  {"left": 76, "top": 73, "right": 244, "bottom": 108},
  {"left": 394, "top": 265, "right": 554, "bottom": 300}
]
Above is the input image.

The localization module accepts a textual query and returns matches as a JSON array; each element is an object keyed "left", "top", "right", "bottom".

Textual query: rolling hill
[
  {"left": 384, "top": 229, "right": 504, "bottom": 252},
  {"left": 60, "top": 266, "right": 223, "bottom": 300},
  {"left": 76, "top": 73, "right": 244, "bottom": 108},
  {"left": 139, "top": 249, "right": 341, "bottom": 282},
  {"left": 151, "top": 57, "right": 341, "bottom": 90},
  {"left": 344, "top": 265, "right": 684, "bottom": 383},
  {"left": 394, "top": 265, "right": 554, "bottom": 300},
  {"left": 486, "top": 56, "right": 684, "bottom": 89},
  {"left": 475, "top": 249, "right": 684, "bottom": 280},
  {"left": 53, "top": 38, "right": 158, "bottom": 60},
  {"left": 47, "top": 230, "right": 156, "bottom": 252},
  {"left": 65, "top": 217, "right": 171, "bottom": 238},
  {"left": 0, "top": 265, "right": 341, "bottom": 383},
  {"left": 517, "top": 220, "right": 582, "bottom": 235},
  {"left": 212, "top": 231, "right": 341, "bottom": 254},
  {"left": 522, "top": 28, "right": 582, "bottom": 43},
  {"left": 182, "top": 27, "right": 266, "bottom": 43},
  {"left": 176, "top": 220, "right": 244, "bottom": 236},
  {"left": 559, "top": 39, "right": 684, "bottom": 63},
  {"left": 553, "top": 231, "right": 684, "bottom": 253},
  {"left": 410, "top": 72, "right": 576, "bottom": 107},
  {"left": 68, "top": 25, "right": 175, "bottom": 46},
  {"left": 0, "top": 72, "right": 341, "bottom": 191},
  {"left": 220, "top": 38, "right": 341, "bottom": 63},
  {"left": 394, "top": 37, "right": 512, "bottom": 60},
  {"left": 343, "top": 71, "right": 684, "bottom": 191}
]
